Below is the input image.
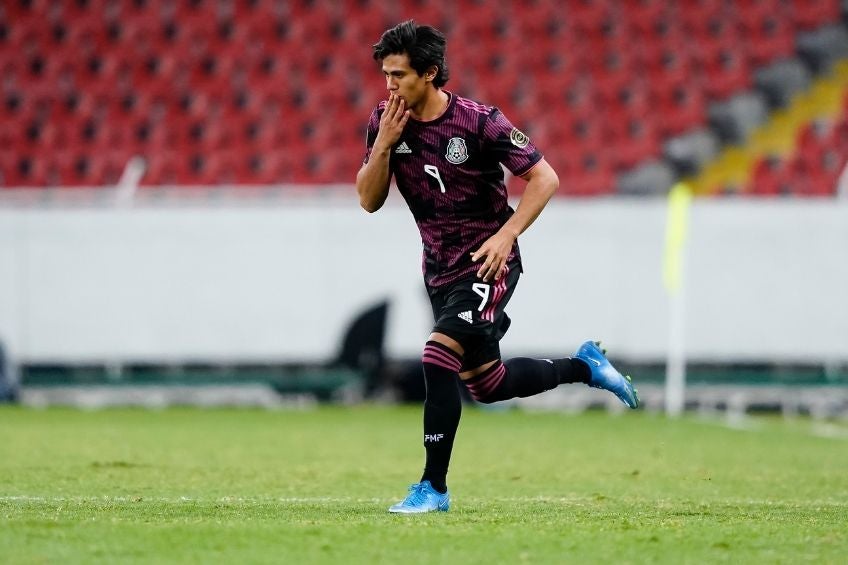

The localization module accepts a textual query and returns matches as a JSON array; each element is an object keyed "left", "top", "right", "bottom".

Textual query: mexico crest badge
[{"left": 445, "top": 137, "right": 469, "bottom": 164}]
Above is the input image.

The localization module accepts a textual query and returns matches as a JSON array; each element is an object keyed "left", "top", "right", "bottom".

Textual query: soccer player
[{"left": 356, "top": 21, "right": 639, "bottom": 514}]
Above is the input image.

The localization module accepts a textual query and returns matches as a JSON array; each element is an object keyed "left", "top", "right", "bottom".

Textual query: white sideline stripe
[
  {"left": 0, "top": 496, "right": 575, "bottom": 504},
  {"left": 1, "top": 495, "right": 846, "bottom": 506},
  {"left": 810, "top": 423, "right": 848, "bottom": 439},
  {"left": 0, "top": 496, "right": 384, "bottom": 504},
  {"left": 694, "top": 416, "right": 848, "bottom": 440}
]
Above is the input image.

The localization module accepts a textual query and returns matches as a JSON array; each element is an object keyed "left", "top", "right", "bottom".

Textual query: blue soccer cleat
[
  {"left": 388, "top": 481, "right": 450, "bottom": 514},
  {"left": 574, "top": 340, "right": 639, "bottom": 409}
]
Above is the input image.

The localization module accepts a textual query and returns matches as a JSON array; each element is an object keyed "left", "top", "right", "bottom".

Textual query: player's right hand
[{"left": 376, "top": 93, "right": 410, "bottom": 148}]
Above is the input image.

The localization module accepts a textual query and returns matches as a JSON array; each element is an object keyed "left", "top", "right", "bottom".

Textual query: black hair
[{"left": 372, "top": 20, "right": 450, "bottom": 88}]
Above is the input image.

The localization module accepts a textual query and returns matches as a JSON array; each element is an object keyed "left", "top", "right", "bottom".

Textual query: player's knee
[
  {"left": 463, "top": 360, "right": 507, "bottom": 404},
  {"left": 422, "top": 340, "right": 463, "bottom": 374},
  {"left": 467, "top": 384, "right": 508, "bottom": 404},
  {"left": 468, "top": 388, "right": 497, "bottom": 404}
]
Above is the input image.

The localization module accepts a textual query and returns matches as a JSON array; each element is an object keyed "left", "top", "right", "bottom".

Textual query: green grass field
[{"left": 1, "top": 405, "right": 847, "bottom": 564}]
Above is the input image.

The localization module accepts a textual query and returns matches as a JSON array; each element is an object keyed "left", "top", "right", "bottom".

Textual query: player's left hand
[{"left": 470, "top": 231, "right": 516, "bottom": 282}]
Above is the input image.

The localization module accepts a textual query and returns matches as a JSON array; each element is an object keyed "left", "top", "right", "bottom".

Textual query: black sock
[
  {"left": 419, "top": 341, "right": 463, "bottom": 494},
  {"left": 464, "top": 357, "right": 590, "bottom": 404},
  {"left": 552, "top": 357, "right": 591, "bottom": 384}
]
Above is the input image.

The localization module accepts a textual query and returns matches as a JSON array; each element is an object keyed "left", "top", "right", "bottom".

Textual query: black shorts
[{"left": 428, "top": 261, "right": 521, "bottom": 372}]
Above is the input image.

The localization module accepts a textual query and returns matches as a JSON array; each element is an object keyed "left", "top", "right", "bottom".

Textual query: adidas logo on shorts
[{"left": 457, "top": 310, "right": 473, "bottom": 324}]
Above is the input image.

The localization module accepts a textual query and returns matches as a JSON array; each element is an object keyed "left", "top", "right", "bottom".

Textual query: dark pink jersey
[{"left": 364, "top": 92, "right": 543, "bottom": 288}]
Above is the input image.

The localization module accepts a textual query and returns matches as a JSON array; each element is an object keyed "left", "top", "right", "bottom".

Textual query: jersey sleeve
[
  {"left": 362, "top": 104, "right": 385, "bottom": 165},
  {"left": 481, "top": 109, "right": 543, "bottom": 177}
]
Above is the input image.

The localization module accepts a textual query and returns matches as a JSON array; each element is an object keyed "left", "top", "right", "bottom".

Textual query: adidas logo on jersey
[
  {"left": 395, "top": 142, "right": 412, "bottom": 154},
  {"left": 457, "top": 310, "right": 473, "bottom": 324}
]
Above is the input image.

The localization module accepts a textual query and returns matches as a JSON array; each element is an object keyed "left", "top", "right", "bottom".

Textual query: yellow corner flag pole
[{"left": 664, "top": 182, "right": 692, "bottom": 417}]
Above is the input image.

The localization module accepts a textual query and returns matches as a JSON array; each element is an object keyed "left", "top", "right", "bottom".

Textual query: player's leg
[
  {"left": 459, "top": 264, "right": 638, "bottom": 408},
  {"left": 401, "top": 263, "right": 528, "bottom": 506},
  {"left": 420, "top": 332, "right": 464, "bottom": 494},
  {"left": 457, "top": 263, "right": 588, "bottom": 400},
  {"left": 388, "top": 265, "right": 532, "bottom": 513},
  {"left": 460, "top": 346, "right": 591, "bottom": 403},
  {"left": 389, "top": 275, "right": 471, "bottom": 514},
  {"left": 461, "top": 342, "right": 639, "bottom": 408},
  {"left": 388, "top": 331, "right": 461, "bottom": 514}
]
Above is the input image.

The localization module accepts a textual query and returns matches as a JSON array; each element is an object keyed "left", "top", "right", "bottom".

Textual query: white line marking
[
  {"left": 694, "top": 416, "right": 848, "bottom": 440},
  {"left": 1, "top": 495, "right": 846, "bottom": 506}
]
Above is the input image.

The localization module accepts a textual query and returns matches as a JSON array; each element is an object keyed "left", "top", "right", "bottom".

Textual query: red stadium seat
[
  {"left": 787, "top": 153, "right": 838, "bottom": 196},
  {"left": 0, "top": 151, "right": 25, "bottom": 187},
  {"left": 622, "top": 0, "right": 669, "bottom": 37},
  {"left": 834, "top": 118, "right": 848, "bottom": 158},
  {"left": 79, "top": 151, "right": 125, "bottom": 186},
  {"left": 192, "top": 150, "right": 246, "bottom": 185},
  {"left": 795, "top": 122, "right": 827, "bottom": 167},
  {"left": 248, "top": 150, "right": 292, "bottom": 185},
  {"left": 451, "top": 0, "right": 505, "bottom": 38},
  {"left": 678, "top": 0, "right": 726, "bottom": 35},
  {"left": 568, "top": 0, "right": 615, "bottom": 35},
  {"left": 604, "top": 113, "right": 662, "bottom": 171},
  {"left": 735, "top": 0, "right": 795, "bottom": 65},
  {"left": 748, "top": 155, "right": 788, "bottom": 195},
  {"left": 548, "top": 143, "right": 616, "bottom": 196},
  {"left": 590, "top": 45, "right": 642, "bottom": 106},
  {"left": 395, "top": 0, "right": 452, "bottom": 31},
  {"left": 789, "top": 0, "right": 841, "bottom": 31},
  {"left": 285, "top": 3, "right": 340, "bottom": 41},
  {"left": 649, "top": 76, "right": 707, "bottom": 136},
  {"left": 338, "top": 8, "right": 395, "bottom": 45},
  {"left": 702, "top": 48, "right": 752, "bottom": 100},
  {"left": 119, "top": 10, "right": 166, "bottom": 48},
  {"left": 2, "top": 154, "right": 50, "bottom": 187},
  {"left": 508, "top": 0, "right": 569, "bottom": 39}
]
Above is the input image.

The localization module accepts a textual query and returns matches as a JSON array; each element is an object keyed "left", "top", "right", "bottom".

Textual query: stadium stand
[{"left": 0, "top": 0, "right": 847, "bottom": 195}]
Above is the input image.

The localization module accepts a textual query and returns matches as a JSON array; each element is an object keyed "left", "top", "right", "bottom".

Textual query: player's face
[{"left": 381, "top": 53, "right": 432, "bottom": 108}]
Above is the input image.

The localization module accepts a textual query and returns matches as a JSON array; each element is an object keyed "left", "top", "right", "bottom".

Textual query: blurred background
[{"left": 0, "top": 0, "right": 846, "bottom": 416}]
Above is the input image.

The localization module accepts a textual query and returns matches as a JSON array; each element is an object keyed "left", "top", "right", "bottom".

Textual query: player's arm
[
  {"left": 471, "top": 158, "right": 559, "bottom": 282},
  {"left": 356, "top": 93, "right": 410, "bottom": 213}
]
